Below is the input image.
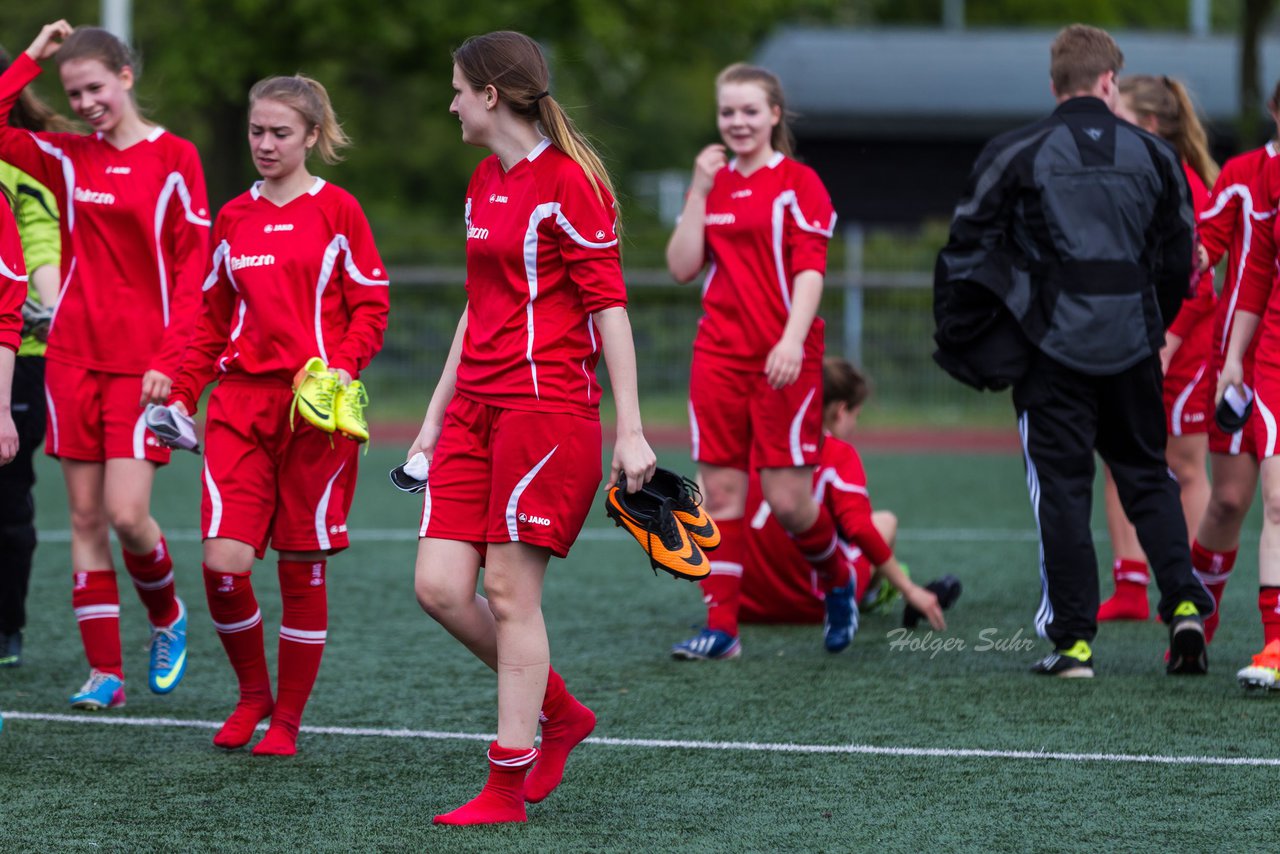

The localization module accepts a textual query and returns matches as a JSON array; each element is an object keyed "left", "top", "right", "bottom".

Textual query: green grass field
[{"left": 2, "top": 443, "right": 1274, "bottom": 852}]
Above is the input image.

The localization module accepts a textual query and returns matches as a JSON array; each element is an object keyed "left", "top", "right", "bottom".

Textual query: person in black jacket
[{"left": 935, "top": 24, "right": 1214, "bottom": 677}]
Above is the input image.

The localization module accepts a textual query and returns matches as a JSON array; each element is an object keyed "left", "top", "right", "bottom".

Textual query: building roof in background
[{"left": 757, "top": 27, "right": 1280, "bottom": 139}]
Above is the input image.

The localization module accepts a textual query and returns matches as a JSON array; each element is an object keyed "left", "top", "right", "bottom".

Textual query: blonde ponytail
[
  {"left": 249, "top": 74, "right": 351, "bottom": 165},
  {"left": 1119, "top": 74, "right": 1219, "bottom": 186}
]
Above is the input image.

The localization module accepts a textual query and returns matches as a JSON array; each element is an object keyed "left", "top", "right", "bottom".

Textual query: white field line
[
  {"left": 4, "top": 711, "right": 1279, "bottom": 768},
  {"left": 38, "top": 527, "right": 1049, "bottom": 544}
]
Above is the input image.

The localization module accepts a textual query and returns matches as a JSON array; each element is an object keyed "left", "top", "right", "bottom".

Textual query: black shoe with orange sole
[
  {"left": 641, "top": 468, "right": 721, "bottom": 551},
  {"left": 605, "top": 481, "right": 710, "bottom": 580}
]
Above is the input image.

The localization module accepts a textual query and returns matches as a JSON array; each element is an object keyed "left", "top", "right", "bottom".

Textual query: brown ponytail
[
  {"left": 1119, "top": 74, "right": 1219, "bottom": 186},
  {"left": 453, "top": 31, "right": 616, "bottom": 208}
]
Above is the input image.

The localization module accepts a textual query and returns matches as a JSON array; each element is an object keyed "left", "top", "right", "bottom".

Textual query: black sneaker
[
  {"left": 1030, "top": 640, "right": 1094, "bottom": 678},
  {"left": 0, "top": 630, "right": 22, "bottom": 667},
  {"left": 1167, "top": 601, "right": 1208, "bottom": 675},
  {"left": 903, "top": 575, "right": 963, "bottom": 628}
]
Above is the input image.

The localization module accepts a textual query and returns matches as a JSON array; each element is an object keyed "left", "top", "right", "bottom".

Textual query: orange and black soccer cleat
[
  {"left": 605, "top": 481, "right": 709, "bottom": 580},
  {"left": 641, "top": 467, "right": 720, "bottom": 551}
]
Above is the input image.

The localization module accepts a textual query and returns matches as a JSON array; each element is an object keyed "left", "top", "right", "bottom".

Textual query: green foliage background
[{"left": 0, "top": 1, "right": 1247, "bottom": 261}]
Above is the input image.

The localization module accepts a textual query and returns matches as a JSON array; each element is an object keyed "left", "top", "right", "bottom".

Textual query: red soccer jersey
[
  {"left": 1167, "top": 164, "right": 1216, "bottom": 343},
  {"left": 170, "top": 178, "right": 389, "bottom": 412},
  {"left": 1230, "top": 151, "right": 1280, "bottom": 366},
  {"left": 0, "top": 198, "right": 26, "bottom": 352},
  {"left": 454, "top": 139, "right": 627, "bottom": 417},
  {"left": 0, "top": 54, "right": 210, "bottom": 377},
  {"left": 741, "top": 433, "right": 891, "bottom": 621},
  {"left": 695, "top": 152, "right": 836, "bottom": 368},
  {"left": 1200, "top": 143, "right": 1277, "bottom": 371}
]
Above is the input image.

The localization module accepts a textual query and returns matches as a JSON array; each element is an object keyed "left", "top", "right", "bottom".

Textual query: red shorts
[
  {"left": 201, "top": 379, "right": 360, "bottom": 558},
  {"left": 1163, "top": 340, "right": 1210, "bottom": 437},
  {"left": 44, "top": 360, "right": 170, "bottom": 464},
  {"left": 688, "top": 351, "right": 823, "bottom": 470},
  {"left": 419, "top": 394, "right": 601, "bottom": 559},
  {"left": 1205, "top": 354, "right": 1258, "bottom": 458}
]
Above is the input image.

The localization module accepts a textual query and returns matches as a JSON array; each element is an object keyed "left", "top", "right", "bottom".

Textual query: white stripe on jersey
[
  {"left": 204, "top": 461, "right": 224, "bottom": 538},
  {"left": 522, "top": 202, "right": 620, "bottom": 399},
  {"left": 812, "top": 468, "right": 869, "bottom": 503},
  {"left": 314, "top": 462, "right": 347, "bottom": 551},
  {"left": 0, "top": 255, "right": 27, "bottom": 283},
  {"left": 153, "top": 172, "right": 212, "bottom": 325},
  {"left": 204, "top": 241, "right": 231, "bottom": 292},
  {"left": 770, "top": 189, "right": 839, "bottom": 313},
  {"left": 32, "top": 134, "right": 76, "bottom": 232},
  {"left": 48, "top": 257, "right": 74, "bottom": 336},
  {"left": 313, "top": 234, "right": 390, "bottom": 363},
  {"left": 506, "top": 445, "right": 558, "bottom": 541},
  {"left": 1201, "top": 183, "right": 1263, "bottom": 354}
]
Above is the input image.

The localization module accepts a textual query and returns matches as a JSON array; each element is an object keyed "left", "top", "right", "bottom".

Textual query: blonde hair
[
  {"left": 453, "top": 31, "right": 615, "bottom": 207},
  {"left": 715, "top": 63, "right": 795, "bottom": 158},
  {"left": 1050, "top": 24, "right": 1123, "bottom": 96},
  {"left": 249, "top": 75, "right": 350, "bottom": 165},
  {"left": 1119, "top": 75, "right": 1219, "bottom": 186}
]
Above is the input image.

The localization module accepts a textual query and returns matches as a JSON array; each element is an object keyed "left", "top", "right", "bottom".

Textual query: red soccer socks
[
  {"left": 254, "top": 560, "right": 327, "bottom": 756},
  {"left": 434, "top": 743, "right": 540, "bottom": 825},
  {"left": 701, "top": 517, "right": 744, "bottom": 636},
  {"left": 1260, "top": 587, "right": 1280, "bottom": 647},
  {"left": 1098, "top": 558, "right": 1150, "bottom": 621},
  {"left": 72, "top": 570, "right": 123, "bottom": 677},
  {"left": 1192, "top": 542, "right": 1236, "bottom": 643},
  {"left": 204, "top": 566, "right": 273, "bottom": 749},
  {"left": 525, "top": 668, "right": 596, "bottom": 803},
  {"left": 792, "top": 508, "right": 853, "bottom": 593},
  {"left": 123, "top": 537, "right": 180, "bottom": 628}
]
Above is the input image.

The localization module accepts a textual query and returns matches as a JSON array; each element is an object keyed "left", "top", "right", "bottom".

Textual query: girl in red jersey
[
  {"left": 0, "top": 186, "right": 25, "bottom": 465},
  {"left": 1217, "top": 112, "right": 1280, "bottom": 690},
  {"left": 410, "top": 31, "right": 655, "bottom": 825},
  {"left": 165, "top": 75, "right": 388, "bottom": 755},
  {"left": 1097, "top": 75, "right": 1217, "bottom": 622},
  {"left": 0, "top": 21, "right": 209, "bottom": 709},
  {"left": 1187, "top": 85, "right": 1280, "bottom": 644},
  {"left": 740, "top": 358, "right": 946, "bottom": 631},
  {"left": 665, "top": 64, "right": 842, "bottom": 659}
]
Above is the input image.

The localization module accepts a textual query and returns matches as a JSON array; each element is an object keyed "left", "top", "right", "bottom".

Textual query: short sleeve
[
  {"left": 785, "top": 164, "right": 837, "bottom": 277},
  {"left": 554, "top": 164, "right": 627, "bottom": 314}
]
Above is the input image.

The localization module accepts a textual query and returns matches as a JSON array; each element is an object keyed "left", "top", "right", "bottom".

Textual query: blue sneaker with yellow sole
[{"left": 148, "top": 598, "right": 188, "bottom": 694}]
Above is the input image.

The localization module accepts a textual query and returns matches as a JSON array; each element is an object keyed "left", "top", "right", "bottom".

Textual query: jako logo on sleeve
[
  {"left": 74, "top": 187, "right": 116, "bottom": 205},
  {"left": 231, "top": 254, "right": 276, "bottom": 270}
]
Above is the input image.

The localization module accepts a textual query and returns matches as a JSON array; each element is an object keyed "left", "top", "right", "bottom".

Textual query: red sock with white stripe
[
  {"left": 204, "top": 565, "right": 273, "bottom": 749},
  {"left": 1097, "top": 558, "right": 1150, "bottom": 621},
  {"left": 123, "top": 536, "right": 180, "bottom": 628},
  {"left": 791, "top": 507, "right": 853, "bottom": 593},
  {"left": 254, "top": 559, "right": 327, "bottom": 756},
  {"left": 1260, "top": 587, "right": 1280, "bottom": 647},
  {"left": 699, "top": 517, "right": 743, "bottom": 636},
  {"left": 525, "top": 667, "right": 596, "bottom": 803},
  {"left": 72, "top": 570, "right": 123, "bottom": 678},
  {"left": 434, "top": 742, "right": 539, "bottom": 825},
  {"left": 1191, "top": 541, "right": 1236, "bottom": 643}
]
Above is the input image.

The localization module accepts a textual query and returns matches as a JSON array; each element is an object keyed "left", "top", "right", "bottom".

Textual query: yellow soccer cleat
[
  {"left": 335, "top": 380, "right": 370, "bottom": 443},
  {"left": 290, "top": 357, "right": 339, "bottom": 433}
]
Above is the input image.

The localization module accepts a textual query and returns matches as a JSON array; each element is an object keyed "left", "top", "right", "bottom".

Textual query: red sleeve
[
  {"left": 1238, "top": 158, "right": 1280, "bottom": 316},
  {"left": 0, "top": 202, "right": 26, "bottom": 352},
  {"left": 785, "top": 164, "right": 836, "bottom": 277},
  {"left": 168, "top": 231, "right": 234, "bottom": 415},
  {"left": 1198, "top": 163, "right": 1241, "bottom": 265},
  {"left": 1169, "top": 167, "right": 1216, "bottom": 339},
  {"left": 824, "top": 441, "right": 893, "bottom": 567},
  {"left": 554, "top": 166, "right": 626, "bottom": 314},
  {"left": 326, "top": 195, "right": 389, "bottom": 377},
  {"left": 150, "top": 141, "right": 212, "bottom": 378},
  {"left": 0, "top": 54, "right": 63, "bottom": 191}
]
